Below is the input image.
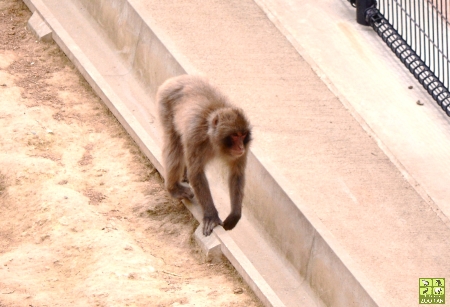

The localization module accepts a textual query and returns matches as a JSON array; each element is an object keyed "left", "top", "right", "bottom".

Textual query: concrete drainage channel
[{"left": 23, "top": 0, "right": 381, "bottom": 306}]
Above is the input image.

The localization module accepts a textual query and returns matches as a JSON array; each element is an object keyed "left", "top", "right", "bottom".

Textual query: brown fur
[{"left": 157, "top": 75, "right": 252, "bottom": 236}]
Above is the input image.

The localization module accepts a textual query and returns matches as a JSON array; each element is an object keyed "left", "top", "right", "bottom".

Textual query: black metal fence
[{"left": 349, "top": 0, "right": 450, "bottom": 115}]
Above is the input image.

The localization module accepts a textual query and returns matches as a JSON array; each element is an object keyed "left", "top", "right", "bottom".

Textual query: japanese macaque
[{"left": 157, "top": 75, "right": 252, "bottom": 236}]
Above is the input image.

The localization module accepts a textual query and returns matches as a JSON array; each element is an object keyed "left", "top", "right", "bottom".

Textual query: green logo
[{"left": 419, "top": 278, "right": 445, "bottom": 304}]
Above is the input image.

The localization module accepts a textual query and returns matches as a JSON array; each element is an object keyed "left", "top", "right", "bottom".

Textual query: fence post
[{"left": 356, "top": 0, "right": 377, "bottom": 25}]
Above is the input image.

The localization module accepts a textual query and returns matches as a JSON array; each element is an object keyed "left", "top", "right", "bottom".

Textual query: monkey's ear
[{"left": 211, "top": 115, "right": 219, "bottom": 129}]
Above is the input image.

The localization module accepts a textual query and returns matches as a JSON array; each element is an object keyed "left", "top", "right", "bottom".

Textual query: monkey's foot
[
  {"left": 202, "top": 215, "right": 223, "bottom": 236},
  {"left": 223, "top": 213, "right": 241, "bottom": 231},
  {"left": 168, "top": 183, "right": 194, "bottom": 200}
]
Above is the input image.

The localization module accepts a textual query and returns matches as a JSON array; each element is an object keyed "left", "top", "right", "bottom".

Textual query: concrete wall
[{"left": 74, "top": 0, "right": 187, "bottom": 96}]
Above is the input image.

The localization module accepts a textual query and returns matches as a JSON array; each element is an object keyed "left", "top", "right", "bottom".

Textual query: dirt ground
[{"left": 0, "top": 1, "right": 261, "bottom": 306}]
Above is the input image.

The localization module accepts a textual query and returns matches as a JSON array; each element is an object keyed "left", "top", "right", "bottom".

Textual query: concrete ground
[{"left": 22, "top": 0, "right": 450, "bottom": 306}]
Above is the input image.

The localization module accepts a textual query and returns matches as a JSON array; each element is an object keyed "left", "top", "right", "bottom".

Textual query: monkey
[{"left": 157, "top": 75, "right": 252, "bottom": 236}]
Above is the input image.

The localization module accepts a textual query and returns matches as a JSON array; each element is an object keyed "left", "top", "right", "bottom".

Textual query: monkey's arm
[
  {"left": 223, "top": 161, "right": 245, "bottom": 230},
  {"left": 189, "top": 170, "right": 223, "bottom": 236}
]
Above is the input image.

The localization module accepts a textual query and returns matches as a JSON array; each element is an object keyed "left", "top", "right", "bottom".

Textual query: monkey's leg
[
  {"left": 163, "top": 136, "right": 194, "bottom": 200},
  {"left": 223, "top": 166, "right": 245, "bottom": 230},
  {"left": 189, "top": 170, "right": 223, "bottom": 236}
]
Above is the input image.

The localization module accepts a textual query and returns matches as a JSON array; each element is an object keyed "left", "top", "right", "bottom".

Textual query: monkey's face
[
  {"left": 223, "top": 131, "right": 251, "bottom": 158},
  {"left": 208, "top": 107, "right": 252, "bottom": 159}
]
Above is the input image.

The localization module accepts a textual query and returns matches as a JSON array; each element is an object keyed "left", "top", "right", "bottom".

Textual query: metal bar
[
  {"left": 359, "top": 2, "right": 450, "bottom": 117},
  {"left": 368, "top": 4, "right": 450, "bottom": 116},
  {"left": 446, "top": 0, "right": 449, "bottom": 89}
]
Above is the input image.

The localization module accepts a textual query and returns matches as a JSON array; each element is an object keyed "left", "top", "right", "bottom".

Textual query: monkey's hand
[
  {"left": 203, "top": 215, "right": 223, "bottom": 236},
  {"left": 223, "top": 212, "right": 241, "bottom": 231}
]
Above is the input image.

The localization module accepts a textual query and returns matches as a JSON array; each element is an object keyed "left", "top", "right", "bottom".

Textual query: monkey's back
[{"left": 157, "top": 75, "right": 230, "bottom": 140}]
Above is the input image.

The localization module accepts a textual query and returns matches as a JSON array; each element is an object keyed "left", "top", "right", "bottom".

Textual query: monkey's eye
[{"left": 232, "top": 132, "right": 247, "bottom": 138}]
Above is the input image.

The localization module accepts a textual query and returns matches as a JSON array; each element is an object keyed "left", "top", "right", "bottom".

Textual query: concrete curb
[{"left": 27, "top": 11, "right": 52, "bottom": 42}]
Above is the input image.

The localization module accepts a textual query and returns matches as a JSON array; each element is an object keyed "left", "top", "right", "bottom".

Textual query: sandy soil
[{"left": 0, "top": 1, "right": 261, "bottom": 306}]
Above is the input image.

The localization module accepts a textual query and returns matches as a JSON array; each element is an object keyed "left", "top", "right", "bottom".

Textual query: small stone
[
  {"left": 416, "top": 100, "right": 424, "bottom": 105},
  {"left": 408, "top": 85, "right": 413, "bottom": 89},
  {"left": 233, "top": 288, "right": 244, "bottom": 294}
]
